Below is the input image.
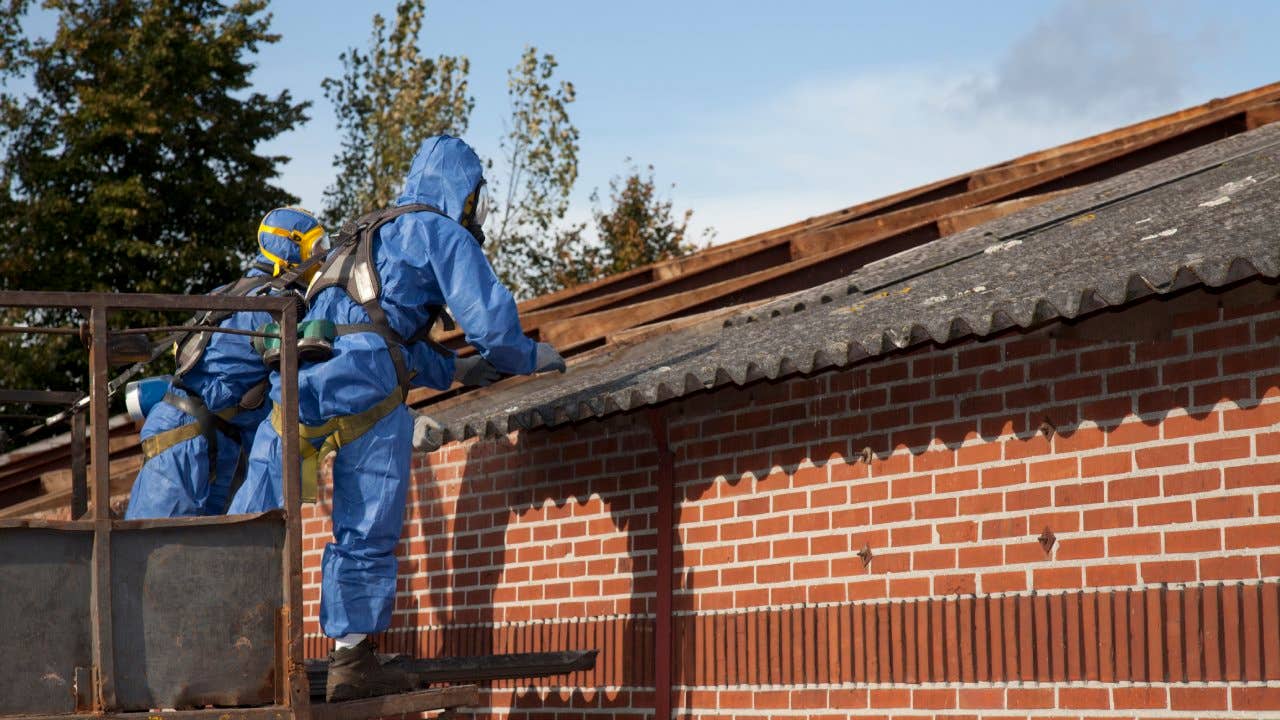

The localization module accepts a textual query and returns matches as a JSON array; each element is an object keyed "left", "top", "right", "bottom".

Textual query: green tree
[
  {"left": 0, "top": 0, "right": 306, "bottom": 400},
  {"left": 321, "top": 0, "right": 472, "bottom": 228},
  {"left": 487, "top": 46, "right": 581, "bottom": 297},
  {"left": 525, "top": 163, "right": 704, "bottom": 295},
  {"left": 592, "top": 163, "right": 699, "bottom": 277}
]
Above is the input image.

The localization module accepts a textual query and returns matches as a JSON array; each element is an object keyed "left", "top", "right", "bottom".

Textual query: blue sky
[{"left": 26, "top": 0, "right": 1280, "bottom": 243}]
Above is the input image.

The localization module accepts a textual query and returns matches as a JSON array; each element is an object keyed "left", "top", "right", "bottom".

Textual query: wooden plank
[
  {"left": 936, "top": 189, "right": 1076, "bottom": 236},
  {"left": 1246, "top": 101, "right": 1280, "bottom": 131},
  {"left": 970, "top": 83, "right": 1280, "bottom": 187},
  {"left": 305, "top": 651, "right": 597, "bottom": 692},
  {"left": 309, "top": 685, "right": 480, "bottom": 720}
]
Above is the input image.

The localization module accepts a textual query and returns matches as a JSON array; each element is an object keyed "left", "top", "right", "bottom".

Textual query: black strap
[
  {"left": 315, "top": 203, "right": 451, "bottom": 394},
  {"left": 163, "top": 386, "right": 242, "bottom": 506},
  {"left": 221, "top": 445, "right": 250, "bottom": 515}
]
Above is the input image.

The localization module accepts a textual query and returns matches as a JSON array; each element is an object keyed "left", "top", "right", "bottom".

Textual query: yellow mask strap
[{"left": 259, "top": 221, "right": 323, "bottom": 275}]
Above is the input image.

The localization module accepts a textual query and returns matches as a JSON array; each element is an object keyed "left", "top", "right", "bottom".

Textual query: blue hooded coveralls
[
  {"left": 124, "top": 236, "right": 308, "bottom": 519},
  {"left": 228, "top": 136, "right": 537, "bottom": 639}
]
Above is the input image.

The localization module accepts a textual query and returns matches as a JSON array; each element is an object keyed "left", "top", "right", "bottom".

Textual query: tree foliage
[
  {"left": 592, "top": 163, "right": 698, "bottom": 277},
  {"left": 320, "top": 17, "right": 708, "bottom": 300},
  {"left": 525, "top": 164, "right": 702, "bottom": 295},
  {"left": 487, "top": 47, "right": 581, "bottom": 298},
  {"left": 0, "top": 0, "right": 306, "bottom": 400},
  {"left": 320, "top": 0, "right": 471, "bottom": 228}
]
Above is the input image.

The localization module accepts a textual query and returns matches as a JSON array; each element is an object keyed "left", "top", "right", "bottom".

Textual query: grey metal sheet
[
  {"left": 0, "top": 526, "right": 93, "bottom": 716},
  {"left": 432, "top": 122, "right": 1280, "bottom": 440},
  {"left": 110, "top": 513, "right": 284, "bottom": 711}
]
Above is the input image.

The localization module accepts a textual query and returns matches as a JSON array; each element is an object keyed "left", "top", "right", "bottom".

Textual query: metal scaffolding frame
[{"left": 0, "top": 291, "right": 477, "bottom": 720}]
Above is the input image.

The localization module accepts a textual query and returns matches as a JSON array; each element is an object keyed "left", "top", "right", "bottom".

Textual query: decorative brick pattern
[
  {"left": 296, "top": 281, "right": 1280, "bottom": 718},
  {"left": 668, "top": 581, "right": 1280, "bottom": 687}
]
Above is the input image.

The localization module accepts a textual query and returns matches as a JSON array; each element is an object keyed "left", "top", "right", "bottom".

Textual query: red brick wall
[{"left": 302, "top": 279, "right": 1280, "bottom": 718}]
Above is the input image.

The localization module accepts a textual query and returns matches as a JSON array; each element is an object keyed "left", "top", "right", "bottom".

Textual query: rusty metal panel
[
  {"left": 109, "top": 514, "right": 284, "bottom": 711},
  {"left": 0, "top": 526, "right": 93, "bottom": 716}
]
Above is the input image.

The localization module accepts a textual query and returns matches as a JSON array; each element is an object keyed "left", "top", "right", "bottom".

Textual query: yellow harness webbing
[
  {"left": 269, "top": 386, "right": 405, "bottom": 503},
  {"left": 140, "top": 406, "right": 241, "bottom": 460}
]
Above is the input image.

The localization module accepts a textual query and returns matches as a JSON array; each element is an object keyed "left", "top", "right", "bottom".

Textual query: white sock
[{"left": 334, "top": 633, "right": 366, "bottom": 650}]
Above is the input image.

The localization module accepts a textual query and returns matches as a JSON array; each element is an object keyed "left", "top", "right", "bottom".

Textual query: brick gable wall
[{"left": 301, "top": 278, "right": 1280, "bottom": 718}]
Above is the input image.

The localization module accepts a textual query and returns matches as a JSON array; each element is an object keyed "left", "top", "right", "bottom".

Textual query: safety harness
[
  {"left": 141, "top": 262, "right": 289, "bottom": 511},
  {"left": 289, "top": 203, "right": 457, "bottom": 501}
]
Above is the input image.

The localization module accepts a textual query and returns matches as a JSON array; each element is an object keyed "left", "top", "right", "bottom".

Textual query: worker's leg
[
  {"left": 226, "top": 419, "right": 286, "bottom": 514},
  {"left": 125, "top": 436, "right": 211, "bottom": 519},
  {"left": 320, "top": 404, "right": 411, "bottom": 638},
  {"left": 125, "top": 423, "right": 238, "bottom": 519}
]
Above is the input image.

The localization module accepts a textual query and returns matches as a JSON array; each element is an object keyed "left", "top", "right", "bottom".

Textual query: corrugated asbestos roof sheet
[
  {"left": 431, "top": 123, "right": 1280, "bottom": 441},
  {"left": 6, "top": 83, "right": 1280, "bottom": 515}
]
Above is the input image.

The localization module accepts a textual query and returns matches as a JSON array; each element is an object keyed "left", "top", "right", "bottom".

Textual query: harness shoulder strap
[
  {"left": 175, "top": 273, "right": 277, "bottom": 378},
  {"left": 304, "top": 203, "right": 451, "bottom": 393}
]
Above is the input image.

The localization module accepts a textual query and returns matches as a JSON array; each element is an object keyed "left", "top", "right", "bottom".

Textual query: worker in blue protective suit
[
  {"left": 227, "top": 135, "right": 566, "bottom": 702},
  {"left": 123, "top": 208, "right": 328, "bottom": 519}
]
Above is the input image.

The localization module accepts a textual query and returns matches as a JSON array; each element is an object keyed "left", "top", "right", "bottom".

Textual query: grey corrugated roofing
[{"left": 432, "top": 123, "right": 1280, "bottom": 441}]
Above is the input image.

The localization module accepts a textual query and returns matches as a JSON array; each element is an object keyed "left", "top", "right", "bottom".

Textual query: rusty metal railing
[
  {"left": 0, "top": 290, "right": 483, "bottom": 720},
  {"left": 0, "top": 290, "right": 306, "bottom": 718}
]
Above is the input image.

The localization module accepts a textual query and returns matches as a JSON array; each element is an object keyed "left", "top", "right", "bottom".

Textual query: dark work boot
[{"left": 325, "top": 638, "right": 415, "bottom": 702}]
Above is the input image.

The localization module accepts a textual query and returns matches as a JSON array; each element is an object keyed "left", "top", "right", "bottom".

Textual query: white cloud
[
  {"left": 673, "top": 67, "right": 1142, "bottom": 242},
  {"left": 673, "top": 0, "right": 1215, "bottom": 244}
]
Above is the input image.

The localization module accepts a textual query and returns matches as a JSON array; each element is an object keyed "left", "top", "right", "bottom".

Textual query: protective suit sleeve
[
  {"left": 404, "top": 341, "right": 456, "bottom": 391},
  {"left": 425, "top": 221, "right": 537, "bottom": 375}
]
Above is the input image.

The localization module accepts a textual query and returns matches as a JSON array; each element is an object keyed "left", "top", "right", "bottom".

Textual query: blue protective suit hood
[{"left": 396, "top": 135, "right": 484, "bottom": 222}]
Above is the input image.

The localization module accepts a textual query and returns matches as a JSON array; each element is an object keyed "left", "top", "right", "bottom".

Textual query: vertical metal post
[
  {"left": 647, "top": 409, "right": 674, "bottom": 720},
  {"left": 276, "top": 300, "right": 310, "bottom": 717},
  {"left": 70, "top": 410, "right": 87, "bottom": 520},
  {"left": 88, "top": 303, "right": 116, "bottom": 710}
]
